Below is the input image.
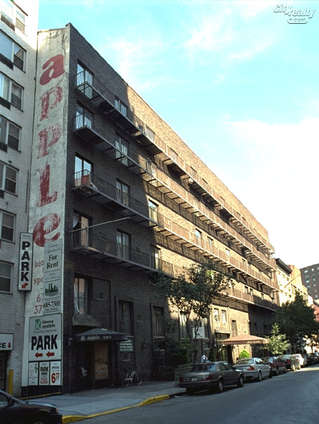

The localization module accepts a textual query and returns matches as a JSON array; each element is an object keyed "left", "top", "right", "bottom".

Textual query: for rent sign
[{"left": 29, "top": 315, "right": 62, "bottom": 361}]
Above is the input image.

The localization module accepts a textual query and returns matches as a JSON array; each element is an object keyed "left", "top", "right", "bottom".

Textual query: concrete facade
[
  {"left": 0, "top": 0, "right": 38, "bottom": 394},
  {"left": 20, "top": 23, "right": 280, "bottom": 395}
]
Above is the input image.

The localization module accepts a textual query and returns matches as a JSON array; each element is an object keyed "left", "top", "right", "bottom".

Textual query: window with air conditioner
[{"left": 0, "top": 73, "right": 23, "bottom": 109}]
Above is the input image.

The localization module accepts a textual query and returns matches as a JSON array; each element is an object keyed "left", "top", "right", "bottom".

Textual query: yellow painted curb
[{"left": 62, "top": 394, "right": 171, "bottom": 423}]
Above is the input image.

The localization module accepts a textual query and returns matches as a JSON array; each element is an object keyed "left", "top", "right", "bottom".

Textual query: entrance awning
[
  {"left": 75, "top": 328, "right": 128, "bottom": 342},
  {"left": 221, "top": 334, "right": 268, "bottom": 345}
]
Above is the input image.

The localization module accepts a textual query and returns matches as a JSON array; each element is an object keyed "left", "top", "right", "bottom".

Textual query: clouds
[{"left": 224, "top": 116, "right": 319, "bottom": 267}]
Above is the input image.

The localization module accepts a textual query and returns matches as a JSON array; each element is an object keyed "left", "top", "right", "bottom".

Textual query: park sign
[
  {"left": 29, "top": 314, "right": 62, "bottom": 361},
  {"left": 18, "top": 233, "right": 33, "bottom": 291}
]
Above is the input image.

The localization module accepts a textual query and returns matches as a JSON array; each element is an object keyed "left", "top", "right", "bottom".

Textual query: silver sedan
[{"left": 234, "top": 357, "right": 271, "bottom": 381}]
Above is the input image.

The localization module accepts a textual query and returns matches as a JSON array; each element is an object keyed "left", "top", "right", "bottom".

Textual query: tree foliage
[
  {"left": 276, "top": 292, "right": 319, "bottom": 351},
  {"left": 266, "top": 323, "right": 290, "bottom": 355},
  {"left": 150, "top": 262, "right": 230, "bottom": 340}
]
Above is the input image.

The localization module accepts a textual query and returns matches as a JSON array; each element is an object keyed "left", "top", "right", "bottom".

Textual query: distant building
[
  {"left": 275, "top": 258, "right": 292, "bottom": 305},
  {"left": 301, "top": 263, "right": 319, "bottom": 302},
  {"left": 275, "top": 261, "right": 308, "bottom": 305},
  {"left": 0, "top": 0, "right": 38, "bottom": 393}
]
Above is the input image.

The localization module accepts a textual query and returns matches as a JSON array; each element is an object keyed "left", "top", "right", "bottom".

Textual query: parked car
[
  {"left": 307, "top": 352, "right": 319, "bottom": 365},
  {"left": 0, "top": 389, "right": 62, "bottom": 424},
  {"left": 278, "top": 354, "right": 301, "bottom": 371},
  {"left": 262, "top": 356, "right": 287, "bottom": 376},
  {"left": 234, "top": 357, "right": 271, "bottom": 381},
  {"left": 292, "top": 353, "right": 307, "bottom": 367},
  {"left": 178, "top": 361, "right": 244, "bottom": 393}
]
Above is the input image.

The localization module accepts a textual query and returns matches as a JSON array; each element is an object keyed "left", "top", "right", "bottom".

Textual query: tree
[
  {"left": 276, "top": 292, "right": 319, "bottom": 352},
  {"left": 266, "top": 323, "right": 290, "bottom": 355},
  {"left": 150, "top": 262, "right": 230, "bottom": 361}
]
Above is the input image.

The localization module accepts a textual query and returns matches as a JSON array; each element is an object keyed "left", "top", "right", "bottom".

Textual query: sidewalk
[{"left": 36, "top": 381, "right": 185, "bottom": 423}]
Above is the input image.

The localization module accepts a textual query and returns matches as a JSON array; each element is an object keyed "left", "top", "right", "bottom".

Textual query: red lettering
[
  {"left": 33, "top": 213, "right": 60, "bottom": 247},
  {"left": 40, "top": 85, "right": 63, "bottom": 121},
  {"left": 38, "top": 125, "right": 61, "bottom": 158},
  {"left": 40, "top": 54, "right": 64, "bottom": 86},
  {"left": 37, "top": 164, "right": 57, "bottom": 207}
]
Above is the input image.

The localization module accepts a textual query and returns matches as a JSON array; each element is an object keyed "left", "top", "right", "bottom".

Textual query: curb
[{"left": 62, "top": 393, "right": 173, "bottom": 423}]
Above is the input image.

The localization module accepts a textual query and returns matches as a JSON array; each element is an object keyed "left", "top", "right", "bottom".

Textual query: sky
[{"left": 38, "top": 0, "right": 319, "bottom": 269}]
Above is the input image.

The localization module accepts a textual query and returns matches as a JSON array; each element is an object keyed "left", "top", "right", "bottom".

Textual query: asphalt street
[{"left": 83, "top": 365, "right": 319, "bottom": 424}]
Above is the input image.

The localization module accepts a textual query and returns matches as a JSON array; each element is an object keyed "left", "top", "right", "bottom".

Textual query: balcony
[
  {"left": 73, "top": 170, "right": 155, "bottom": 227},
  {"left": 70, "top": 227, "right": 180, "bottom": 276},
  {"left": 74, "top": 74, "right": 274, "bottom": 265}
]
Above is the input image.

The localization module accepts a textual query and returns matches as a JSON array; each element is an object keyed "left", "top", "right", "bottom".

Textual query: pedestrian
[{"left": 200, "top": 353, "right": 208, "bottom": 363}]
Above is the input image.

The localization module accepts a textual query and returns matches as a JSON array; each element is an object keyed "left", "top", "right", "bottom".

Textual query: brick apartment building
[
  {"left": 0, "top": 0, "right": 38, "bottom": 393},
  {"left": 20, "top": 24, "right": 279, "bottom": 395},
  {"left": 301, "top": 263, "right": 319, "bottom": 302}
]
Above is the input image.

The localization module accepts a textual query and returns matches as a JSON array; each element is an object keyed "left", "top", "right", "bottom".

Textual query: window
[
  {"left": 15, "top": 9, "right": 25, "bottom": 33},
  {"left": 77, "top": 63, "right": 93, "bottom": 98},
  {"left": 145, "top": 126, "right": 154, "bottom": 142},
  {"left": 0, "top": 261, "right": 11, "bottom": 292},
  {"left": 119, "top": 301, "right": 133, "bottom": 335},
  {"left": 0, "top": 162, "right": 16, "bottom": 193},
  {"left": 168, "top": 147, "right": 178, "bottom": 161},
  {"left": 0, "top": 116, "right": 20, "bottom": 151},
  {"left": 115, "top": 135, "right": 128, "bottom": 166},
  {"left": 146, "top": 160, "right": 156, "bottom": 177},
  {"left": 0, "top": 73, "right": 23, "bottom": 109},
  {"left": 179, "top": 313, "right": 188, "bottom": 339},
  {"left": 0, "top": 1, "right": 26, "bottom": 33},
  {"left": 153, "top": 306, "right": 164, "bottom": 337},
  {"left": 221, "top": 309, "right": 227, "bottom": 325},
  {"left": 151, "top": 246, "right": 160, "bottom": 269},
  {"left": 207, "top": 237, "right": 214, "bottom": 251},
  {"left": 72, "top": 212, "right": 91, "bottom": 247},
  {"left": 194, "top": 229, "right": 202, "bottom": 246},
  {"left": 0, "top": 31, "right": 25, "bottom": 70},
  {"left": 74, "top": 276, "right": 88, "bottom": 314},
  {"left": 225, "top": 248, "right": 230, "bottom": 258},
  {"left": 116, "top": 180, "right": 129, "bottom": 207},
  {"left": 231, "top": 320, "right": 238, "bottom": 336},
  {"left": 114, "top": 97, "right": 127, "bottom": 117},
  {"left": 148, "top": 199, "right": 158, "bottom": 223},
  {"left": 75, "top": 104, "right": 92, "bottom": 129},
  {"left": 74, "top": 155, "right": 92, "bottom": 184},
  {"left": 0, "top": 211, "right": 14, "bottom": 241},
  {"left": 116, "top": 230, "right": 130, "bottom": 260},
  {"left": 213, "top": 308, "right": 220, "bottom": 322}
]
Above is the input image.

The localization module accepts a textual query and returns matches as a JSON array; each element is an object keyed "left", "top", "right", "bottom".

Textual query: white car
[
  {"left": 292, "top": 353, "right": 307, "bottom": 367},
  {"left": 234, "top": 357, "right": 271, "bottom": 381}
]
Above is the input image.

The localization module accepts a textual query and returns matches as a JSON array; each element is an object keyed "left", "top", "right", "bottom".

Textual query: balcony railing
[
  {"left": 73, "top": 170, "right": 150, "bottom": 219},
  {"left": 71, "top": 227, "right": 180, "bottom": 276},
  {"left": 70, "top": 227, "right": 278, "bottom": 311},
  {"left": 73, "top": 118, "right": 275, "bottom": 274},
  {"left": 75, "top": 72, "right": 273, "bottom": 252},
  {"left": 73, "top": 169, "right": 275, "bottom": 289}
]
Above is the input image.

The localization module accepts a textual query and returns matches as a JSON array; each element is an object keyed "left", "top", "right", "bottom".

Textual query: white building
[{"left": 0, "top": 0, "right": 38, "bottom": 394}]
